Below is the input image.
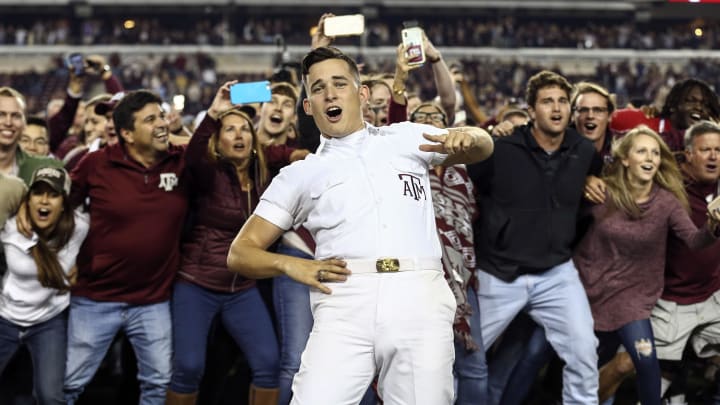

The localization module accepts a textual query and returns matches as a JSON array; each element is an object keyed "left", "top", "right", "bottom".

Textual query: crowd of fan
[
  {"left": 1, "top": 15, "right": 718, "bottom": 49},
  {"left": 5, "top": 52, "right": 720, "bottom": 126}
]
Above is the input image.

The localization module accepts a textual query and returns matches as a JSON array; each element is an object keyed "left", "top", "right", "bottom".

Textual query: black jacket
[{"left": 468, "top": 124, "right": 601, "bottom": 282}]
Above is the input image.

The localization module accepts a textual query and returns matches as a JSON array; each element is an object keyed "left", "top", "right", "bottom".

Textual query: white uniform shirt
[
  {"left": 256, "top": 122, "right": 448, "bottom": 260},
  {"left": 0, "top": 210, "right": 89, "bottom": 326}
]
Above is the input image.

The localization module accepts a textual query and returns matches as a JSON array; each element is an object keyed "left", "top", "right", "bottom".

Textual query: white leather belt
[{"left": 344, "top": 258, "right": 442, "bottom": 274}]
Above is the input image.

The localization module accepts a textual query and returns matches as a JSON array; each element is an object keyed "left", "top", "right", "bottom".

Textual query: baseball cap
[
  {"left": 30, "top": 166, "right": 71, "bottom": 196},
  {"left": 94, "top": 92, "right": 126, "bottom": 116}
]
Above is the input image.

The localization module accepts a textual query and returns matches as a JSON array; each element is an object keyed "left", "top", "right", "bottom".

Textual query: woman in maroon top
[
  {"left": 166, "top": 82, "right": 280, "bottom": 405},
  {"left": 573, "top": 126, "right": 720, "bottom": 405}
]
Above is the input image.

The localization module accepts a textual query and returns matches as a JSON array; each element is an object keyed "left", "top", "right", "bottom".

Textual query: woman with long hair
[
  {"left": 165, "top": 81, "right": 280, "bottom": 405},
  {"left": 0, "top": 167, "right": 88, "bottom": 404},
  {"left": 574, "top": 126, "right": 720, "bottom": 405}
]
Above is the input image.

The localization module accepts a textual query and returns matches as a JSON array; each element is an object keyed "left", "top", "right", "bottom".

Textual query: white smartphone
[
  {"left": 324, "top": 14, "right": 365, "bottom": 37},
  {"left": 708, "top": 194, "right": 720, "bottom": 214},
  {"left": 401, "top": 27, "right": 425, "bottom": 66},
  {"left": 172, "top": 95, "right": 185, "bottom": 112}
]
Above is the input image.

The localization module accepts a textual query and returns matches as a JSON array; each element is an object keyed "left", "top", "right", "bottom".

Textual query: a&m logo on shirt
[
  {"left": 158, "top": 173, "right": 179, "bottom": 191},
  {"left": 398, "top": 173, "right": 426, "bottom": 201}
]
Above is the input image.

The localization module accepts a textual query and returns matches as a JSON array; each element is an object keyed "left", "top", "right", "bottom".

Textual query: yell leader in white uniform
[{"left": 227, "top": 46, "right": 493, "bottom": 405}]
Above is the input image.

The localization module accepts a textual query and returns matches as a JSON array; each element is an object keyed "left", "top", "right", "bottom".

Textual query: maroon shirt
[
  {"left": 69, "top": 143, "right": 188, "bottom": 304},
  {"left": 662, "top": 171, "right": 720, "bottom": 304},
  {"left": 574, "top": 186, "right": 715, "bottom": 331}
]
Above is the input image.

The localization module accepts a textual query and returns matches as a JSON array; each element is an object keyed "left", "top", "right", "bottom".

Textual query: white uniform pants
[{"left": 290, "top": 269, "right": 456, "bottom": 405}]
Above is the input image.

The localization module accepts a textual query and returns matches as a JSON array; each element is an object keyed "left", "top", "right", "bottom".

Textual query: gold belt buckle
[{"left": 376, "top": 258, "right": 400, "bottom": 273}]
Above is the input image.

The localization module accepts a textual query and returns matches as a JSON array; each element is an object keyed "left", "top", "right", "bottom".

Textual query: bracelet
[{"left": 428, "top": 55, "right": 442, "bottom": 64}]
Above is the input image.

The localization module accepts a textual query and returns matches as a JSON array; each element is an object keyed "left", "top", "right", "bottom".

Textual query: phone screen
[
  {"left": 172, "top": 95, "right": 185, "bottom": 111},
  {"left": 230, "top": 81, "right": 272, "bottom": 105},
  {"left": 401, "top": 27, "right": 425, "bottom": 66},
  {"left": 324, "top": 14, "right": 365, "bottom": 37},
  {"left": 66, "top": 53, "right": 85, "bottom": 76}
]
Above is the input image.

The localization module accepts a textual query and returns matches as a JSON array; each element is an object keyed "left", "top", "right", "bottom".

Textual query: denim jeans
[
  {"left": 454, "top": 286, "right": 488, "bottom": 405},
  {"left": 488, "top": 314, "right": 554, "bottom": 405},
  {"left": 63, "top": 297, "right": 172, "bottom": 405},
  {"left": 170, "top": 281, "right": 279, "bottom": 392},
  {"left": 477, "top": 260, "right": 599, "bottom": 405},
  {"left": 273, "top": 244, "right": 314, "bottom": 405},
  {"left": 0, "top": 312, "right": 67, "bottom": 405},
  {"left": 597, "top": 318, "right": 661, "bottom": 405}
]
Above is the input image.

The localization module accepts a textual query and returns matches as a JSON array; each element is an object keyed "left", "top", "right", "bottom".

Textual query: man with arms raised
[
  {"left": 468, "top": 71, "right": 601, "bottom": 404},
  {"left": 227, "top": 46, "right": 493, "bottom": 404}
]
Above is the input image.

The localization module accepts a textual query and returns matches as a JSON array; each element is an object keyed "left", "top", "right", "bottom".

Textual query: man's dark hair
[
  {"left": 113, "top": 90, "right": 162, "bottom": 145},
  {"left": 660, "top": 78, "right": 720, "bottom": 122},
  {"left": 301, "top": 47, "right": 361, "bottom": 86},
  {"left": 25, "top": 116, "right": 49, "bottom": 134},
  {"left": 525, "top": 70, "right": 573, "bottom": 108}
]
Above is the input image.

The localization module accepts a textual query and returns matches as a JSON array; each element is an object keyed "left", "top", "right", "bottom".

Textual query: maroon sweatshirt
[
  {"left": 69, "top": 142, "right": 188, "bottom": 304},
  {"left": 662, "top": 170, "right": 720, "bottom": 304}
]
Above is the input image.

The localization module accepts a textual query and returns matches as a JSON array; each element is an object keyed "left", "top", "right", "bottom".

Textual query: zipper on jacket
[{"left": 144, "top": 174, "right": 148, "bottom": 184}]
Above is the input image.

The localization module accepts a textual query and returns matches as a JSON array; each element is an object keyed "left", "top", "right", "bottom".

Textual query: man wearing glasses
[
  {"left": 572, "top": 82, "right": 616, "bottom": 162},
  {"left": 18, "top": 117, "right": 51, "bottom": 157}
]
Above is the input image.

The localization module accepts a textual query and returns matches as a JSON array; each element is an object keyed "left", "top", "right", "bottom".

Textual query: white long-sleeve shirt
[{"left": 0, "top": 211, "right": 89, "bottom": 326}]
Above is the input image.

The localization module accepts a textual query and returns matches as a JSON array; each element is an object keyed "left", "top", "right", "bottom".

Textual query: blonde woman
[{"left": 574, "top": 126, "right": 720, "bottom": 405}]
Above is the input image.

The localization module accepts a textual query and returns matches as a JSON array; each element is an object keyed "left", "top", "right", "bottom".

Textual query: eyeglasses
[
  {"left": 411, "top": 112, "right": 445, "bottom": 122},
  {"left": 575, "top": 106, "right": 608, "bottom": 115}
]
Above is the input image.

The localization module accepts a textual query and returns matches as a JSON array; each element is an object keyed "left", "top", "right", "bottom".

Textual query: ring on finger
[{"left": 317, "top": 270, "right": 326, "bottom": 282}]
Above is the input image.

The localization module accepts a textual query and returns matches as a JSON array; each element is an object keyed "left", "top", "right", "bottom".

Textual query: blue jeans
[
  {"left": 477, "top": 260, "right": 599, "bottom": 405},
  {"left": 597, "top": 319, "right": 661, "bottom": 405},
  {"left": 273, "top": 244, "right": 314, "bottom": 405},
  {"left": 63, "top": 297, "right": 172, "bottom": 405},
  {"left": 170, "top": 281, "right": 279, "bottom": 392},
  {"left": 454, "top": 286, "right": 488, "bottom": 405},
  {"left": 488, "top": 314, "right": 554, "bottom": 405},
  {"left": 0, "top": 312, "right": 67, "bottom": 405}
]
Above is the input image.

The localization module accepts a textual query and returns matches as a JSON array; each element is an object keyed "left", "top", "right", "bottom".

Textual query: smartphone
[
  {"left": 172, "top": 95, "right": 185, "bottom": 112},
  {"left": 401, "top": 27, "right": 425, "bottom": 66},
  {"left": 230, "top": 81, "right": 272, "bottom": 105},
  {"left": 65, "top": 53, "right": 85, "bottom": 76},
  {"left": 324, "top": 14, "right": 365, "bottom": 37},
  {"left": 708, "top": 194, "right": 720, "bottom": 214}
]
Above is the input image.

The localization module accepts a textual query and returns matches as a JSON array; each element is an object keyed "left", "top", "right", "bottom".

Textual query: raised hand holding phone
[{"left": 207, "top": 81, "right": 237, "bottom": 120}]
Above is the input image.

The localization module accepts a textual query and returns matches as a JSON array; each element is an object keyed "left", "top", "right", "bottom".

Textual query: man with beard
[
  {"left": 467, "top": 70, "right": 602, "bottom": 405},
  {"left": 611, "top": 78, "right": 720, "bottom": 152}
]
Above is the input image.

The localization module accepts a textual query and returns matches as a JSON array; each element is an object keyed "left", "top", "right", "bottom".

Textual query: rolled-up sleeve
[{"left": 254, "top": 163, "right": 306, "bottom": 231}]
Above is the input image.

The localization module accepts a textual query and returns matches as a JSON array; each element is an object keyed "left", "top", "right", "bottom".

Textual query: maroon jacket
[
  {"left": 662, "top": 169, "right": 720, "bottom": 304},
  {"left": 69, "top": 142, "right": 188, "bottom": 304},
  {"left": 179, "top": 116, "right": 295, "bottom": 293}
]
